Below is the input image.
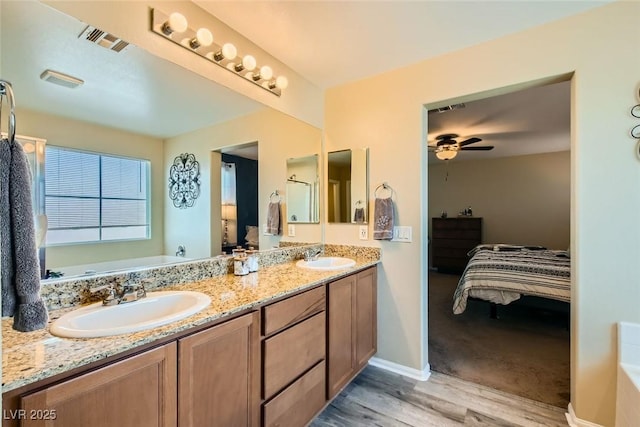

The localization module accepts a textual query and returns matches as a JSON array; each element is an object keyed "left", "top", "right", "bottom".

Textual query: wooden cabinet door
[
  {"left": 21, "top": 343, "right": 177, "bottom": 427},
  {"left": 327, "top": 274, "right": 356, "bottom": 399},
  {"left": 355, "top": 267, "right": 377, "bottom": 369},
  {"left": 178, "top": 312, "right": 260, "bottom": 427}
]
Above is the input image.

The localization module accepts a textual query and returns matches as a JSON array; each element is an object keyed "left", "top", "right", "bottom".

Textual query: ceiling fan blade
[
  {"left": 458, "top": 137, "right": 482, "bottom": 147},
  {"left": 460, "top": 146, "right": 494, "bottom": 151}
]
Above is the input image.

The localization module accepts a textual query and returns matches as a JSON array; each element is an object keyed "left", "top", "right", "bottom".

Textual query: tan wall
[
  {"left": 16, "top": 108, "right": 165, "bottom": 269},
  {"left": 325, "top": 2, "right": 640, "bottom": 425},
  {"left": 164, "top": 108, "right": 322, "bottom": 258},
  {"left": 428, "top": 151, "right": 570, "bottom": 253}
]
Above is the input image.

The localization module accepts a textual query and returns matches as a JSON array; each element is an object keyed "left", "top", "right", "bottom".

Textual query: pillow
[{"left": 245, "top": 225, "right": 259, "bottom": 246}]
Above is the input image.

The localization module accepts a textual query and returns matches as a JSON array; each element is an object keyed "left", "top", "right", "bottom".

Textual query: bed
[{"left": 453, "top": 244, "right": 571, "bottom": 315}]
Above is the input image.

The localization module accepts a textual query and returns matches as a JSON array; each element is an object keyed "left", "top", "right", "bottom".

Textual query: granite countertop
[{"left": 2, "top": 257, "right": 378, "bottom": 394}]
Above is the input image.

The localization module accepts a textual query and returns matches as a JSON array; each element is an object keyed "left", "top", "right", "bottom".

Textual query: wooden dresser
[{"left": 432, "top": 217, "right": 482, "bottom": 273}]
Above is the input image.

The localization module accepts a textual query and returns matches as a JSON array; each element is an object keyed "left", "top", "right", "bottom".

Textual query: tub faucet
[{"left": 176, "top": 245, "right": 186, "bottom": 257}]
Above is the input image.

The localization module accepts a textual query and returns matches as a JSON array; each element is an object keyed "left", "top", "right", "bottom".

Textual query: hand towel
[
  {"left": 266, "top": 201, "right": 281, "bottom": 235},
  {"left": 373, "top": 197, "right": 394, "bottom": 240},
  {"left": 353, "top": 207, "right": 365, "bottom": 224},
  {"left": 1, "top": 139, "right": 49, "bottom": 331}
]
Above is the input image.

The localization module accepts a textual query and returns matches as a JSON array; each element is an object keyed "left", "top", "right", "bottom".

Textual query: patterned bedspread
[{"left": 453, "top": 244, "right": 571, "bottom": 314}]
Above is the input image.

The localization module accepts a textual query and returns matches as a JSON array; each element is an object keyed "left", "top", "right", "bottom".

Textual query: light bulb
[
  {"left": 259, "top": 65, "right": 273, "bottom": 80},
  {"left": 222, "top": 43, "right": 237, "bottom": 60},
  {"left": 213, "top": 43, "right": 237, "bottom": 61},
  {"left": 275, "top": 76, "right": 288, "bottom": 90},
  {"left": 23, "top": 142, "right": 35, "bottom": 154},
  {"left": 162, "top": 12, "right": 188, "bottom": 35},
  {"left": 242, "top": 55, "right": 256, "bottom": 71},
  {"left": 190, "top": 28, "right": 213, "bottom": 49}
]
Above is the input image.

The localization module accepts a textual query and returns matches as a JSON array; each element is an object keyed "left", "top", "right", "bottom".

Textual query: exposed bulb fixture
[
  {"left": 212, "top": 43, "right": 237, "bottom": 61},
  {"left": 189, "top": 28, "right": 213, "bottom": 49},
  {"left": 162, "top": 12, "right": 187, "bottom": 36},
  {"left": 435, "top": 149, "right": 457, "bottom": 160},
  {"left": 151, "top": 8, "right": 287, "bottom": 96}
]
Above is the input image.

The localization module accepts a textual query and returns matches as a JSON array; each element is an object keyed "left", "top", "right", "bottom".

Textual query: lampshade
[
  {"left": 436, "top": 149, "right": 457, "bottom": 160},
  {"left": 221, "top": 204, "right": 236, "bottom": 220}
]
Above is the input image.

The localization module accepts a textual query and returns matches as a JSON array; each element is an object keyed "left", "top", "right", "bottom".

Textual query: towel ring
[
  {"left": 355, "top": 200, "right": 363, "bottom": 206},
  {"left": 374, "top": 183, "right": 394, "bottom": 199},
  {"left": 270, "top": 190, "right": 281, "bottom": 203},
  {"left": 0, "top": 80, "right": 16, "bottom": 143}
]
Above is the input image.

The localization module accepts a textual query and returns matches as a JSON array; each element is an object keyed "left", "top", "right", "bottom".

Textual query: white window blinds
[{"left": 45, "top": 146, "right": 150, "bottom": 245}]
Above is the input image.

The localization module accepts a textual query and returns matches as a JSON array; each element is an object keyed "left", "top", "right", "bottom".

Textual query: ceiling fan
[{"left": 428, "top": 133, "right": 494, "bottom": 160}]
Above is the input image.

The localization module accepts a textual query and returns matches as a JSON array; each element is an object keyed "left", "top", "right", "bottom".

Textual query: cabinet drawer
[
  {"left": 263, "top": 312, "right": 326, "bottom": 400},
  {"left": 262, "top": 286, "right": 325, "bottom": 337},
  {"left": 432, "top": 229, "right": 481, "bottom": 240},
  {"left": 262, "top": 361, "right": 326, "bottom": 427}
]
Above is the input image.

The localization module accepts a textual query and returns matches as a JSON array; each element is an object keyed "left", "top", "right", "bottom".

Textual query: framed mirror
[
  {"left": 286, "top": 154, "right": 319, "bottom": 223},
  {"left": 327, "top": 148, "right": 369, "bottom": 224}
]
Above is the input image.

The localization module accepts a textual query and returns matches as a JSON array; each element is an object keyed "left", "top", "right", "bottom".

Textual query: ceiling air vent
[
  {"left": 429, "top": 103, "right": 466, "bottom": 114},
  {"left": 79, "top": 25, "right": 130, "bottom": 53},
  {"left": 40, "top": 70, "right": 84, "bottom": 89}
]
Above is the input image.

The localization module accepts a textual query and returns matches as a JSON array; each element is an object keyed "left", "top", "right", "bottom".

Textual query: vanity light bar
[{"left": 150, "top": 8, "right": 288, "bottom": 97}]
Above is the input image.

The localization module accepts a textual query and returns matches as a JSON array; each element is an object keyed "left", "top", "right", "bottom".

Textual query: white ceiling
[
  {"left": 427, "top": 80, "right": 571, "bottom": 163},
  {"left": 1, "top": 0, "right": 606, "bottom": 150},
  {"left": 198, "top": 1, "right": 610, "bottom": 89}
]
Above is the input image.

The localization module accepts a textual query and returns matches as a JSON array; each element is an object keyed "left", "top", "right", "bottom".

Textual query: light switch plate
[
  {"left": 359, "top": 226, "right": 368, "bottom": 240},
  {"left": 288, "top": 224, "right": 296, "bottom": 237},
  {"left": 392, "top": 226, "right": 412, "bottom": 242}
]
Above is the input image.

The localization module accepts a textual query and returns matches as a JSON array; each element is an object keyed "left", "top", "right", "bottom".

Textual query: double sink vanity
[{"left": 2, "top": 245, "right": 379, "bottom": 427}]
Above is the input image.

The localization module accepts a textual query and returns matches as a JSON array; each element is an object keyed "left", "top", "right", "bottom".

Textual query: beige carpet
[{"left": 428, "top": 271, "right": 570, "bottom": 408}]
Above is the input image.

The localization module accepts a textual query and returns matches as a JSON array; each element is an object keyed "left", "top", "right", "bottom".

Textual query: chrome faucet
[
  {"left": 176, "top": 245, "right": 186, "bottom": 257},
  {"left": 89, "top": 280, "right": 148, "bottom": 306},
  {"left": 304, "top": 248, "right": 323, "bottom": 262}
]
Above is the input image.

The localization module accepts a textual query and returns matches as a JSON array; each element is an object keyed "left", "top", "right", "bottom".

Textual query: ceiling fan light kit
[{"left": 429, "top": 133, "right": 494, "bottom": 160}]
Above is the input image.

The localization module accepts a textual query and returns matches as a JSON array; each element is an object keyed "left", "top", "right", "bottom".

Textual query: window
[{"left": 45, "top": 146, "right": 150, "bottom": 245}]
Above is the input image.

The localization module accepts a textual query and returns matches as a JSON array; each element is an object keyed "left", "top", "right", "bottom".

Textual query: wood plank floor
[{"left": 311, "top": 366, "right": 568, "bottom": 426}]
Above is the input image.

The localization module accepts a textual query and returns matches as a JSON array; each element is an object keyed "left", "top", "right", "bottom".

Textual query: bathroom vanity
[{"left": 2, "top": 255, "right": 378, "bottom": 427}]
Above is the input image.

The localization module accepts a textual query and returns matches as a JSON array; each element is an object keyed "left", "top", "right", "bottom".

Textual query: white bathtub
[
  {"left": 54, "top": 255, "right": 191, "bottom": 278},
  {"left": 616, "top": 322, "right": 640, "bottom": 427}
]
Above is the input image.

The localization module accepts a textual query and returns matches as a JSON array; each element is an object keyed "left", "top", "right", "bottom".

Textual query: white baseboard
[
  {"left": 368, "top": 357, "right": 431, "bottom": 381},
  {"left": 566, "top": 403, "right": 604, "bottom": 427}
]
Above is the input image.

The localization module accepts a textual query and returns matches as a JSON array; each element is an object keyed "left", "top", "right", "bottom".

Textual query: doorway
[
  {"left": 213, "top": 142, "right": 259, "bottom": 254},
  {"left": 425, "top": 77, "right": 572, "bottom": 408}
]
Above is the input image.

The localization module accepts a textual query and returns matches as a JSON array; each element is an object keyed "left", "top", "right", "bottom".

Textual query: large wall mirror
[
  {"left": 286, "top": 155, "right": 319, "bottom": 223},
  {"left": 2, "top": 1, "right": 322, "bottom": 281},
  {"left": 327, "top": 148, "right": 369, "bottom": 224}
]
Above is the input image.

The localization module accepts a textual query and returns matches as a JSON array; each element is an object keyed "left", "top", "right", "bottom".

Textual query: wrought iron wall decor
[
  {"left": 169, "top": 153, "right": 201, "bottom": 209},
  {"left": 632, "top": 87, "right": 640, "bottom": 158}
]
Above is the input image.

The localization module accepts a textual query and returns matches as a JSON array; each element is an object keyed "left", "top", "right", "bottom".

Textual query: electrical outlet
[
  {"left": 359, "top": 226, "right": 368, "bottom": 240},
  {"left": 392, "top": 226, "right": 412, "bottom": 243},
  {"left": 288, "top": 224, "right": 296, "bottom": 237}
]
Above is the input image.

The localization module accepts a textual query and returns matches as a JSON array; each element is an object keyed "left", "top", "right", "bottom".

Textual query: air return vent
[
  {"left": 79, "top": 25, "right": 130, "bottom": 53},
  {"left": 429, "top": 103, "right": 466, "bottom": 114},
  {"left": 40, "top": 70, "right": 84, "bottom": 89}
]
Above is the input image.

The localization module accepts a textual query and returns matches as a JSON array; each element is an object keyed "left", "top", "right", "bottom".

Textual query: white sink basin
[
  {"left": 50, "top": 291, "right": 211, "bottom": 338},
  {"left": 296, "top": 256, "right": 356, "bottom": 271}
]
